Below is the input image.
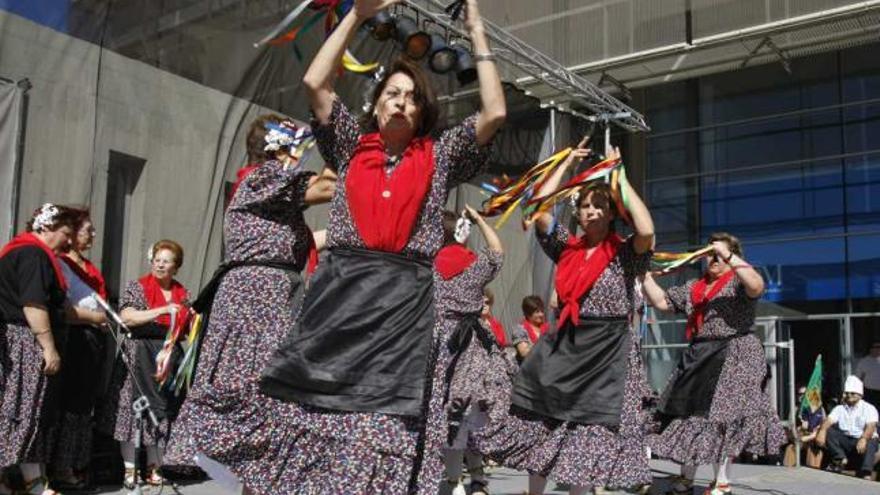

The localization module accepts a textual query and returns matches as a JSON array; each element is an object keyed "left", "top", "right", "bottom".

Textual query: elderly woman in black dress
[
  {"left": 51, "top": 210, "right": 108, "bottom": 491},
  {"left": 100, "top": 239, "right": 191, "bottom": 488},
  {"left": 643, "top": 233, "right": 785, "bottom": 495},
  {"left": 474, "top": 143, "right": 655, "bottom": 495},
  {"left": 0, "top": 204, "right": 106, "bottom": 495},
  {"left": 192, "top": 0, "right": 505, "bottom": 492}
]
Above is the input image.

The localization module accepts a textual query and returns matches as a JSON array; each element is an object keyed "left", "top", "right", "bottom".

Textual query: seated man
[{"left": 817, "top": 376, "right": 879, "bottom": 479}]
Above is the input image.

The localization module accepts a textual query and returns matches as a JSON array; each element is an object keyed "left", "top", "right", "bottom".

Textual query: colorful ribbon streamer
[
  {"left": 523, "top": 157, "right": 623, "bottom": 227},
  {"left": 480, "top": 148, "right": 573, "bottom": 228},
  {"left": 256, "top": 0, "right": 378, "bottom": 74},
  {"left": 651, "top": 245, "right": 715, "bottom": 276},
  {"left": 170, "top": 313, "right": 205, "bottom": 396}
]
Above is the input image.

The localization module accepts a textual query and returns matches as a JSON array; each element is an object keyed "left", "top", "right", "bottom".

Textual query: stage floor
[{"left": 82, "top": 459, "right": 878, "bottom": 494}]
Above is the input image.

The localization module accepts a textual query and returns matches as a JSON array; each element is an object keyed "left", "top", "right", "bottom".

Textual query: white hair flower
[
  {"left": 454, "top": 214, "right": 472, "bottom": 244},
  {"left": 264, "top": 120, "right": 313, "bottom": 154},
  {"left": 32, "top": 203, "right": 59, "bottom": 232}
]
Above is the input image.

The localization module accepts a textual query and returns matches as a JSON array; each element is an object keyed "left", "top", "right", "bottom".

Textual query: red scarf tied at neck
[
  {"left": 555, "top": 232, "right": 623, "bottom": 329},
  {"left": 346, "top": 133, "right": 435, "bottom": 253},
  {"left": 520, "top": 319, "right": 549, "bottom": 344},
  {"left": 0, "top": 232, "right": 69, "bottom": 291},
  {"left": 686, "top": 269, "right": 736, "bottom": 340},
  {"left": 434, "top": 244, "right": 476, "bottom": 280},
  {"left": 138, "top": 273, "right": 190, "bottom": 331}
]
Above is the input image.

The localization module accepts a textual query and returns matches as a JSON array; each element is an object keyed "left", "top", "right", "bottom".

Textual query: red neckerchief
[
  {"left": 520, "top": 319, "right": 549, "bottom": 343},
  {"left": 434, "top": 244, "right": 477, "bottom": 280},
  {"left": 345, "top": 133, "right": 435, "bottom": 253},
  {"left": 555, "top": 232, "right": 623, "bottom": 329},
  {"left": 0, "top": 232, "right": 68, "bottom": 291},
  {"left": 686, "top": 270, "right": 736, "bottom": 340},
  {"left": 306, "top": 229, "right": 319, "bottom": 276},
  {"left": 485, "top": 316, "right": 506, "bottom": 347},
  {"left": 228, "top": 163, "right": 260, "bottom": 204},
  {"left": 61, "top": 254, "right": 107, "bottom": 299},
  {"left": 138, "top": 273, "right": 190, "bottom": 331}
]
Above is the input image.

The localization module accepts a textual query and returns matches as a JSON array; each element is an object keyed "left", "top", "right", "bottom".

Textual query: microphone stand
[{"left": 94, "top": 294, "right": 163, "bottom": 495}]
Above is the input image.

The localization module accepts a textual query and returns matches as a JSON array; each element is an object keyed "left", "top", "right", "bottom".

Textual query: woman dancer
[
  {"left": 191, "top": 0, "right": 505, "bottom": 492},
  {"left": 100, "top": 239, "right": 191, "bottom": 488},
  {"left": 643, "top": 233, "right": 785, "bottom": 495},
  {"left": 51, "top": 210, "right": 108, "bottom": 490},
  {"left": 474, "top": 144, "right": 655, "bottom": 495},
  {"left": 0, "top": 204, "right": 105, "bottom": 495},
  {"left": 164, "top": 115, "right": 335, "bottom": 469},
  {"left": 438, "top": 207, "right": 507, "bottom": 495}
]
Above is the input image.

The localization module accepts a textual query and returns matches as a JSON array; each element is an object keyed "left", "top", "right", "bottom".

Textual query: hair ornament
[
  {"left": 32, "top": 203, "right": 59, "bottom": 232},
  {"left": 454, "top": 213, "right": 472, "bottom": 244}
]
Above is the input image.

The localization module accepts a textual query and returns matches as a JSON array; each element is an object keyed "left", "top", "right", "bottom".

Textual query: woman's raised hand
[
  {"left": 463, "top": 204, "right": 484, "bottom": 223},
  {"left": 463, "top": 0, "right": 485, "bottom": 33}
]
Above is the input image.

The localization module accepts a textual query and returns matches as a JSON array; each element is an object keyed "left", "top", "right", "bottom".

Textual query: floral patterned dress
[
  {"left": 190, "top": 99, "right": 491, "bottom": 495},
  {"left": 473, "top": 225, "right": 654, "bottom": 490},
  {"left": 164, "top": 161, "right": 315, "bottom": 466},
  {"left": 649, "top": 277, "right": 786, "bottom": 465}
]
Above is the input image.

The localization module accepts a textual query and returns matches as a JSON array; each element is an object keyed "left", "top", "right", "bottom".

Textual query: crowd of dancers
[{"left": 0, "top": 1, "right": 791, "bottom": 494}]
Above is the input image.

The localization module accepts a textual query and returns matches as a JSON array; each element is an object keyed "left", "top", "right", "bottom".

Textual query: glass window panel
[
  {"left": 847, "top": 234, "right": 880, "bottom": 300},
  {"left": 748, "top": 238, "right": 846, "bottom": 302},
  {"left": 844, "top": 154, "right": 880, "bottom": 232},
  {"left": 700, "top": 160, "right": 844, "bottom": 241}
]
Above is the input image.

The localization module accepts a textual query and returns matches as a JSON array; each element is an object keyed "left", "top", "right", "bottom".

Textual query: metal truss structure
[{"left": 405, "top": 0, "right": 650, "bottom": 132}]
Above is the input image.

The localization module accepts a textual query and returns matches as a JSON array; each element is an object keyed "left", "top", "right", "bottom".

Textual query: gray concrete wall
[{"left": 0, "top": 10, "right": 315, "bottom": 295}]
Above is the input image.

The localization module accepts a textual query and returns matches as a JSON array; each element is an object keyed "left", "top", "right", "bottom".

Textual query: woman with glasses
[
  {"left": 643, "top": 232, "right": 786, "bottom": 495},
  {"left": 99, "top": 240, "right": 191, "bottom": 488},
  {"left": 188, "top": 0, "right": 504, "bottom": 492},
  {"left": 50, "top": 210, "right": 108, "bottom": 490}
]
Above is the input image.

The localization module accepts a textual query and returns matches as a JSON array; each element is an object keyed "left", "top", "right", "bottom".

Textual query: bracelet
[
  {"left": 723, "top": 252, "right": 735, "bottom": 264},
  {"left": 474, "top": 52, "right": 496, "bottom": 62}
]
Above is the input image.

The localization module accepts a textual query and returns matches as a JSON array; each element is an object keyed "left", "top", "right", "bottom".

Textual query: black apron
[
  {"left": 260, "top": 247, "right": 435, "bottom": 417},
  {"left": 129, "top": 326, "right": 184, "bottom": 422},
  {"left": 59, "top": 324, "right": 106, "bottom": 414},
  {"left": 657, "top": 335, "right": 735, "bottom": 419},
  {"left": 511, "top": 317, "right": 630, "bottom": 426}
]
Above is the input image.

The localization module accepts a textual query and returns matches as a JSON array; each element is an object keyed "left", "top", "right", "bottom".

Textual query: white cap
[{"left": 844, "top": 375, "right": 864, "bottom": 396}]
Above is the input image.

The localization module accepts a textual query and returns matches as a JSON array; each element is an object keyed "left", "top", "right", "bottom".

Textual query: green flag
[{"left": 800, "top": 354, "right": 823, "bottom": 415}]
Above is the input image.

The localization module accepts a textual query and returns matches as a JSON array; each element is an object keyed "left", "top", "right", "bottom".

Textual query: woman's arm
[
  {"left": 121, "top": 303, "right": 179, "bottom": 328},
  {"left": 464, "top": 0, "right": 506, "bottom": 145},
  {"left": 23, "top": 304, "right": 61, "bottom": 375},
  {"left": 304, "top": 165, "right": 338, "bottom": 205},
  {"left": 303, "top": 0, "right": 402, "bottom": 124},
  {"left": 534, "top": 136, "right": 591, "bottom": 236},
  {"left": 65, "top": 304, "right": 107, "bottom": 326},
  {"left": 642, "top": 273, "right": 671, "bottom": 312},
  {"left": 465, "top": 204, "right": 502, "bottom": 255},
  {"left": 608, "top": 145, "right": 654, "bottom": 254},
  {"left": 712, "top": 241, "right": 765, "bottom": 298},
  {"left": 515, "top": 341, "right": 531, "bottom": 359}
]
